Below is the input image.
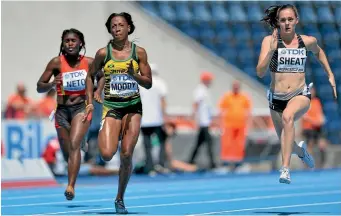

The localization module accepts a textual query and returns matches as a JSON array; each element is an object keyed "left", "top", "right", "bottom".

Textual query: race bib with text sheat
[
  {"left": 62, "top": 70, "right": 87, "bottom": 91},
  {"left": 277, "top": 48, "right": 307, "bottom": 73}
]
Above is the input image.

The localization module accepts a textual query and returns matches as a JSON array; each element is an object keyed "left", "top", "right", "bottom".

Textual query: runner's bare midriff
[
  {"left": 57, "top": 95, "right": 86, "bottom": 105},
  {"left": 270, "top": 72, "right": 306, "bottom": 93}
]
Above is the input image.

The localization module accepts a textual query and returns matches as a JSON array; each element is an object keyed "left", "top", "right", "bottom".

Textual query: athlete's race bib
[
  {"left": 110, "top": 74, "right": 139, "bottom": 97},
  {"left": 62, "top": 70, "right": 87, "bottom": 91},
  {"left": 277, "top": 48, "right": 307, "bottom": 73}
]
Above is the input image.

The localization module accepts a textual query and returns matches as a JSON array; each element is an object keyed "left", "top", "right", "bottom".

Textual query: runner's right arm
[
  {"left": 37, "top": 57, "right": 61, "bottom": 93},
  {"left": 85, "top": 48, "right": 106, "bottom": 106}
]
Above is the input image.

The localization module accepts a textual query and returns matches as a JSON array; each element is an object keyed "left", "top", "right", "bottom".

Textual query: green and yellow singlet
[{"left": 102, "top": 42, "right": 141, "bottom": 109}]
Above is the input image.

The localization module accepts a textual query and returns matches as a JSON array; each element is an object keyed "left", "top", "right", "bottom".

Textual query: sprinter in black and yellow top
[{"left": 84, "top": 12, "right": 152, "bottom": 214}]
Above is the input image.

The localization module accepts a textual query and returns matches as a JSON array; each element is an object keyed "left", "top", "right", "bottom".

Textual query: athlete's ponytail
[
  {"left": 261, "top": 4, "right": 299, "bottom": 29},
  {"left": 261, "top": 5, "right": 281, "bottom": 29}
]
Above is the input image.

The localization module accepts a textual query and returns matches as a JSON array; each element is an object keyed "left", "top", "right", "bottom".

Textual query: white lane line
[
  {"left": 187, "top": 201, "right": 341, "bottom": 215},
  {"left": 31, "top": 190, "right": 341, "bottom": 215}
]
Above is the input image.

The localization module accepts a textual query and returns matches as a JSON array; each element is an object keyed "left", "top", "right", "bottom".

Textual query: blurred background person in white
[
  {"left": 140, "top": 63, "right": 168, "bottom": 175},
  {"left": 188, "top": 72, "right": 216, "bottom": 169}
]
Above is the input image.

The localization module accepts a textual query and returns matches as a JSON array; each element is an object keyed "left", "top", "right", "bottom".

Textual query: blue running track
[{"left": 2, "top": 169, "right": 341, "bottom": 215}]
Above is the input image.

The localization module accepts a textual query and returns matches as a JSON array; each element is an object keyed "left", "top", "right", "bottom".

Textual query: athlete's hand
[
  {"left": 94, "top": 90, "right": 103, "bottom": 104},
  {"left": 53, "top": 74, "right": 62, "bottom": 86},
  {"left": 82, "top": 104, "right": 94, "bottom": 122},
  {"left": 332, "top": 85, "right": 338, "bottom": 100},
  {"left": 270, "top": 28, "right": 278, "bottom": 51},
  {"left": 126, "top": 60, "right": 135, "bottom": 76}
]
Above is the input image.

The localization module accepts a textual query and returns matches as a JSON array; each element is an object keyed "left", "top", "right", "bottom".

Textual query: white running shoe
[
  {"left": 279, "top": 167, "right": 291, "bottom": 184},
  {"left": 297, "top": 141, "right": 315, "bottom": 168}
]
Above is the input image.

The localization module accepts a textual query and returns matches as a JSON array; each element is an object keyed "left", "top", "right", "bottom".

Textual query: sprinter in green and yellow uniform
[{"left": 84, "top": 12, "right": 152, "bottom": 214}]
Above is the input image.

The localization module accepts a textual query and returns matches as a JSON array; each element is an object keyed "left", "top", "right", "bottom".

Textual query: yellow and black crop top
[{"left": 102, "top": 42, "right": 141, "bottom": 108}]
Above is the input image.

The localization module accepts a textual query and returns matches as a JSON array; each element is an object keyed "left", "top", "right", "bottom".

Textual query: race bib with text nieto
[{"left": 62, "top": 70, "right": 87, "bottom": 91}]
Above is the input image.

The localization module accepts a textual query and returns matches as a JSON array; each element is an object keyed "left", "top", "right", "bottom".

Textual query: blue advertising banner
[{"left": 1, "top": 120, "right": 58, "bottom": 159}]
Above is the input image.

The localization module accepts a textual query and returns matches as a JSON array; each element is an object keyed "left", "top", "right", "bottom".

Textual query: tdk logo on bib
[
  {"left": 63, "top": 70, "right": 87, "bottom": 91},
  {"left": 277, "top": 48, "right": 307, "bottom": 73},
  {"left": 111, "top": 74, "right": 134, "bottom": 82}
]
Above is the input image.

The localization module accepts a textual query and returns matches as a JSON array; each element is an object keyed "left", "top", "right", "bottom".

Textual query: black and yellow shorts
[{"left": 102, "top": 99, "right": 143, "bottom": 121}]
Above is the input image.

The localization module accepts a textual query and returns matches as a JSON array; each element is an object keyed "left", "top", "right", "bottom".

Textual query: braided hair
[{"left": 58, "top": 28, "right": 86, "bottom": 58}]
